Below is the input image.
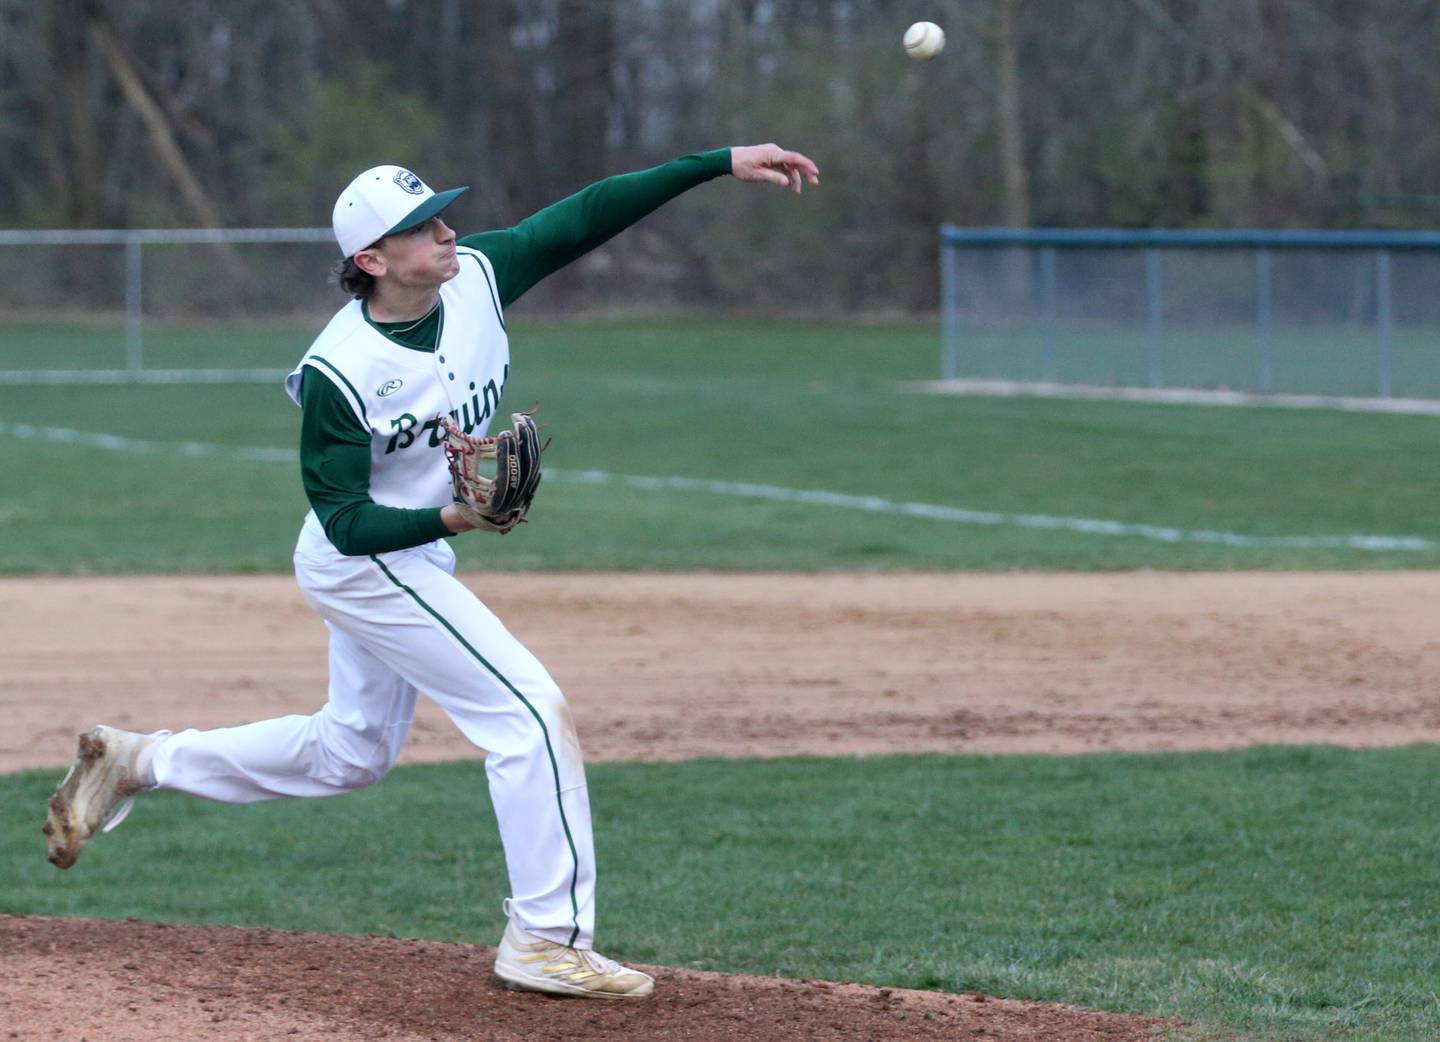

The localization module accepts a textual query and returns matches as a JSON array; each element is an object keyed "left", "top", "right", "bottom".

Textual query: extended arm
[{"left": 462, "top": 144, "right": 819, "bottom": 308}]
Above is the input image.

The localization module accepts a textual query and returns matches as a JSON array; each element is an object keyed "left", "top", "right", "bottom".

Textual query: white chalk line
[
  {"left": 1, "top": 420, "right": 1432, "bottom": 552},
  {"left": 0, "top": 421, "right": 295, "bottom": 463},
  {"left": 0, "top": 368, "right": 290, "bottom": 385},
  {"left": 909, "top": 379, "right": 1440, "bottom": 416}
]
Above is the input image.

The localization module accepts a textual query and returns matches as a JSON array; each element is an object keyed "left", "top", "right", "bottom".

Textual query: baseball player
[{"left": 43, "top": 143, "right": 820, "bottom": 999}]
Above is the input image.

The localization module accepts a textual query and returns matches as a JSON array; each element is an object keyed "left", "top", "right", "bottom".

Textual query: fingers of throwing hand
[
  {"left": 777, "top": 149, "right": 820, "bottom": 185},
  {"left": 763, "top": 167, "right": 792, "bottom": 189},
  {"left": 733, "top": 143, "right": 818, "bottom": 191}
]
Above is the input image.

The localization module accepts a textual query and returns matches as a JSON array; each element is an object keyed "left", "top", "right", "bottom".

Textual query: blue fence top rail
[{"left": 940, "top": 225, "right": 1440, "bottom": 250}]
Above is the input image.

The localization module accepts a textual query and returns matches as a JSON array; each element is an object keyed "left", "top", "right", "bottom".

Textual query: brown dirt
[
  {"left": 6, "top": 570, "right": 1439, "bottom": 1040},
  {"left": 0, "top": 915, "right": 1171, "bottom": 1042}
]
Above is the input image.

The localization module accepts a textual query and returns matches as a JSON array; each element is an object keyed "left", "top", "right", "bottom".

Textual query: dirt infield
[
  {"left": 5, "top": 570, "right": 1439, "bottom": 1040},
  {"left": 5, "top": 571, "right": 1440, "bottom": 771},
  {"left": 0, "top": 915, "right": 1171, "bottom": 1042}
]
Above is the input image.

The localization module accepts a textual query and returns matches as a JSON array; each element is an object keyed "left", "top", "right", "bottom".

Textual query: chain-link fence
[
  {"left": 939, "top": 228, "right": 1440, "bottom": 400},
  {"left": 9, "top": 226, "right": 1440, "bottom": 397},
  {"left": 0, "top": 229, "right": 338, "bottom": 383}
]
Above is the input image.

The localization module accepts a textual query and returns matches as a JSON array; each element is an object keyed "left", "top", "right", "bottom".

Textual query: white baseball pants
[{"left": 150, "top": 517, "right": 596, "bottom": 948}]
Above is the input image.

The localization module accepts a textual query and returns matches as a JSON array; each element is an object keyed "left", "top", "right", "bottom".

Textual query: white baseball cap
[{"left": 332, "top": 165, "right": 469, "bottom": 258}]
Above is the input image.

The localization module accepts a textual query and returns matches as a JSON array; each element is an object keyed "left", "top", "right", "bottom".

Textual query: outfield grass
[
  {"left": 4, "top": 746, "right": 1437, "bottom": 1041},
  {"left": 951, "top": 323, "right": 1440, "bottom": 399},
  {"left": 1, "top": 316, "right": 1437, "bottom": 573}
]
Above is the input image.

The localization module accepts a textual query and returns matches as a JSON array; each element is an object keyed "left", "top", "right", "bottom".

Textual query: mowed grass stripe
[
  {"left": 3, "top": 420, "right": 1430, "bottom": 552},
  {"left": 1, "top": 317, "right": 1437, "bottom": 572},
  {"left": 3, "top": 746, "right": 1437, "bottom": 1041}
]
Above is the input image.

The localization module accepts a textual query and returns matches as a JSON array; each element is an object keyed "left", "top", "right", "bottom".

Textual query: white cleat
[
  {"left": 43, "top": 726, "right": 158, "bottom": 869},
  {"left": 494, "top": 919, "right": 655, "bottom": 999}
]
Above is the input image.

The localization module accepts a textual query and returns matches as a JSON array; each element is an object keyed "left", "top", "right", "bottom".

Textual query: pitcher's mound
[{"left": 0, "top": 915, "right": 1171, "bottom": 1041}]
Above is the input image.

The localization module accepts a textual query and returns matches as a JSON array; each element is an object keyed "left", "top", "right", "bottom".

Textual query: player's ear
[{"left": 353, "top": 244, "right": 387, "bottom": 279}]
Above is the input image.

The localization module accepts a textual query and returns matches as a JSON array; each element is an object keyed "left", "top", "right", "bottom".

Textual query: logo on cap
[{"left": 393, "top": 170, "right": 425, "bottom": 195}]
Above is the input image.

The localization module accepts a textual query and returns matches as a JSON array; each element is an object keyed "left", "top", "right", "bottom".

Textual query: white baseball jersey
[{"left": 283, "top": 246, "right": 510, "bottom": 512}]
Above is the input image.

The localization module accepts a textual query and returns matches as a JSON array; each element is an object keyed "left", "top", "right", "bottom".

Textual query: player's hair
[{"left": 331, "top": 256, "right": 376, "bottom": 299}]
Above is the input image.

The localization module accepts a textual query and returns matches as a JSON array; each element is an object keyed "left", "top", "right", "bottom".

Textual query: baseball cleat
[
  {"left": 494, "top": 919, "right": 655, "bottom": 999},
  {"left": 42, "top": 726, "right": 157, "bottom": 869}
]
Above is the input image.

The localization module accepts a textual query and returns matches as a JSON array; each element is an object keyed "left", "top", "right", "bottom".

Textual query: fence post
[
  {"left": 1256, "top": 249, "right": 1274, "bottom": 394},
  {"left": 1145, "top": 249, "right": 1162, "bottom": 388},
  {"left": 1375, "top": 250, "right": 1393, "bottom": 397},
  {"left": 1040, "top": 246, "right": 1057, "bottom": 382},
  {"left": 125, "top": 236, "right": 143, "bottom": 371},
  {"left": 940, "top": 234, "right": 958, "bottom": 380}
]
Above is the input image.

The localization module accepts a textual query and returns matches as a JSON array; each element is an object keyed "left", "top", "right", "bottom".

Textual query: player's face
[{"left": 371, "top": 216, "right": 461, "bottom": 288}]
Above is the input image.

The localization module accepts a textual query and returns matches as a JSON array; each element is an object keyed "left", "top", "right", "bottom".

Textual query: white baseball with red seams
[{"left": 903, "top": 21, "right": 945, "bottom": 61}]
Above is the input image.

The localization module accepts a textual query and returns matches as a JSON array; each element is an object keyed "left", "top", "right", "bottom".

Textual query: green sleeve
[
  {"left": 460, "top": 148, "right": 732, "bottom": 308},
  {"left": 299, "top": 371, "right": 454, "bottom": 556}
]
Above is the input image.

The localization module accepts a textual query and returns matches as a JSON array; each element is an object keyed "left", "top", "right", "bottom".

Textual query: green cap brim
[{"left": 384, "top": 186, "right": 470, "bottom": 237}]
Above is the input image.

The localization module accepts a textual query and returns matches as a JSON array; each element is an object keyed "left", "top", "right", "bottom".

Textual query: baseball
[{"left": 903, "top": 21, "right": 945, "bottom": 61}]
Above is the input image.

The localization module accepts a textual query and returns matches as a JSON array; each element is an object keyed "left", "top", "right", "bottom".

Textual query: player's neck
[{"left": 367, "top": 284, "right": 441, "bottom": 324}]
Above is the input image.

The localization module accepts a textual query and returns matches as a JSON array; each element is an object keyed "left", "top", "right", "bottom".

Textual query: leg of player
[
  {"left": 43, "top": 627, "right": 420, "bottom": 867},
  {"left": 42, "top": 538, "right": 651, "bottom": 999},
  {"left": 151, "top": 627, "right": 420, "bottom": 799},
  {"left": 296, "top": 540, "right": 652, "bottom": 998}
]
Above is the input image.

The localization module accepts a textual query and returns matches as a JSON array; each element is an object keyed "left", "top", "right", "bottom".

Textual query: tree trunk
[
  {"left": 994, "top": 0, "right": 1031, "bottom": 310},
  {"left": 555, "top": 0, "right": 615, "bottom": 186},
  {"left": 89, "top": 9, "right": 227, "bottom": 230},
  {"left": 996, "top": 0, "right": 1030, "bottom": 228},
  {"left": 475, "top": 0, "right": 543, "bottom": 222},
  {"left": 38, "top": 0, "right": 103, "bottom": 226}
]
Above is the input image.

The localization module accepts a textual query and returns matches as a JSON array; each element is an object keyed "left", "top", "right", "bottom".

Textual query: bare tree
[
  {"left": 5, "top": 0, "right": 1440, "bottom": 313},
  {"left": 35, "top": 0, "right": 103, "bottom": 226},
  {"left": 995, "top": 0, "right": 1030, "bottom": 228},
  {"left": 89, "top": 5, "right": 227, "bottom": 230}
]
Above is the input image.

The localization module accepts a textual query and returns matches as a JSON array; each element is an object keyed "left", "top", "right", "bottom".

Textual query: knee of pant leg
[
  {"left": 523, "top": 685, "right": 586, "bottom": 770},
  {"left": 339, "top": 755, "right": 391, "bottom": 790},
  {"left": 312, "top": 719, "right": 401, "bottom": 791},
  {"left": 315, "top": 745, "right": 390, "bottom": 790},
  {"left": 523, "top": 684, "right": 569, "bottom": 732}
]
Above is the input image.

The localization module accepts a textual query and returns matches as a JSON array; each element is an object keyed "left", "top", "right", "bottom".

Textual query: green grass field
[
  {"left": 4, "top": 316, "right": 1438, "bottom": 1040},
  {"left": 1, "top": 316, "right": 1437, "bottom": 573},
  {"left": 4, "top": 747, "right": 1438, "bottom": 1042},
  {"left": 951, "top": 323, "right": 1440, "bottom": 399}
]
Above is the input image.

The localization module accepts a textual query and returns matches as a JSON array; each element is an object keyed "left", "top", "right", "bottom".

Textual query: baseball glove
[{"left": 440, "top": 411, "right": 547, "bottom": 534}]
